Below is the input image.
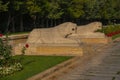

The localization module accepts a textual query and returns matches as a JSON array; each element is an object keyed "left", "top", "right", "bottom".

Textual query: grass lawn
[
  {"left": 0, "top": 55, "right": 72, "bottom": 80},
  {"left": 112, "top": 34, "right": 120, "bottom": 40}
]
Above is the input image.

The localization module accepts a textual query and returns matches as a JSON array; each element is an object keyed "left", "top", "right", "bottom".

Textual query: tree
[
  {"left": 83, "top": 0, "right": 102, "bottom": 20},
  {"left": 0, "top": 0, "right": 8, "bottom": 12},
  {"left": 46, "top": 0, "right": 63, "bottom": 19},
  {"left": 2, "top": 0, "right": 25, "bottom": 33},
  {"left": 0, "top": 0, "right": 8, "bottom": 33},
  {"left": 67, "top": 0, "right": 84, "bottom": 18},
  {"left": 13, "top": 0, "right": 26, "bottom": 32},
  {"left": 44, "top": 0, "right": 64, "bottom": 26},
  {"left": 99, "top": 0, "right": 120, "bottom": 23},
  {"left": 25, "top": 0, "right": 41, "bottom": 27}
]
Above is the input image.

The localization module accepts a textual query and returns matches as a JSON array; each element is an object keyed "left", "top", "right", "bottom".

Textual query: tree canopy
[{"left": 0, "top": 0, "right": 119, "bottom": 33}]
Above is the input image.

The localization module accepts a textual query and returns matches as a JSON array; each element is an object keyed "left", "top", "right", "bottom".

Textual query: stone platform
[
  {"left": 80, "top": 37, "right": 112, "bottom": 44},
  {"left": 13, "top": 44, "right": 83, "bottom": 56},
  {"left": 2, "top": 34, "right": 28, "bottom": 46}
]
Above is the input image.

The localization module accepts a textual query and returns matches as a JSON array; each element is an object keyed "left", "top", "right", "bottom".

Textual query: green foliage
[
  {"left": 0, "top": 36, "right": 12, "bottom": 65},
  {"left": 83, "top": 0, "right": 102, "bottom": 19},
  {"left": 38, "top": 0, "right": 63, "bottom": 19},
  {"left": 46, "top": 0, "right": 64, "bottom": 19},
  {"left": 112, "top": 34, "right": 120, "bottom": 40},
  {"left": 13, "top": 1, "right": 23, "bottom": 11},
  {"left": 96, "top": 24, "right": 120, "bottom": 35},
  {"left": 67, "top": 0, "right": 84, "bottom": 18},
  {"left": 0, "top": 34, "right": 23, "bottom": 77},
  {"left": 103, "top": 24, "right": 120, "bottom": 34},
  {"left": 99, "top": 0, "right": 115, "bottom": 20},
  {"left": 0, "top": 62, "right": 23, "bottom": 76},
  {"left": 25, "top": 0, "right": 41, "bottom": 15},
  {"left": 0, "top": 0, "right": 119, "bottom": 20},
  {"left": 0, "top": 0, "right": 120, "bottom": 33},
  {"left": 0, "top": 0, "right": 8, "bottom": 12}
]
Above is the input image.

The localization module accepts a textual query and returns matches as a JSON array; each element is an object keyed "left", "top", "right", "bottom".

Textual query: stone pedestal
[
  {"left": 13, "top": 43, "right": 83, "bottom": 56},
  {"left": 80, "top": 37, "right": 112, "bottom": 44}
]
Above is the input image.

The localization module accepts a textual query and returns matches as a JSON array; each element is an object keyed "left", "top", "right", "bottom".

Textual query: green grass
[
  {"left": 112, "top": 34, "right": 120, "bottom": 40},
  {"left": 0, "top": 55, "right": 72, "bottom": 80}
]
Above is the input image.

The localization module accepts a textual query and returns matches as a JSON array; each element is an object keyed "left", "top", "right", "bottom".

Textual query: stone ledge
[
  {"left": 80, "top": 37, "right": 112, "bottom": 44},
  {"left": 2, "top": 33, "right": 29, "bottom": 40},
  {"left": 13, "top": 44, "right": 83, "bottom": 56},
  {"left": 2, "top": 34, "right": 29, "bottom": 46},
  {"left": 27, "top": 57, "right": 80, "bottom": 80}
]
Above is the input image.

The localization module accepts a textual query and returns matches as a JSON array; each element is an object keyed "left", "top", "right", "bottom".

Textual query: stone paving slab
[{"left": 56, "top": 41, "right": 120, "bottom": 80}]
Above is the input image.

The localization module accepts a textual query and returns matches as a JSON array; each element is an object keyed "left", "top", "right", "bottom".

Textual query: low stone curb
[
  {"left": 2, "top": 33, "right": 29, "bottom": 40},
  {"left": 27, "top": 57, "right": 80, "bottom": 80}
]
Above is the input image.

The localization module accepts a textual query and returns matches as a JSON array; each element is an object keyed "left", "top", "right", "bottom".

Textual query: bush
[
  {"left": 97, "top": 24, "right": 120, "bottom": 37},
  {"left": 0, "top": 62, "right": 23, "bottom": 76},
  {"left": 0, "top": 34, "right": 26, "bottom": 77}
]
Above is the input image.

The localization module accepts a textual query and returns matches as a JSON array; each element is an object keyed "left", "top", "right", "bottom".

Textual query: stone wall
[
  {"left": 79, "top": 37, "right": 112, "bottom": 44},
  {"left": 2, "top": 34, "right": 28, "bottom": 46},
  {"left": 13, "top": 43, "right": 83, "bottom": 56}
]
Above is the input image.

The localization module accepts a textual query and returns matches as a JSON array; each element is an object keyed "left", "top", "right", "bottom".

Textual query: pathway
[{"left": 57, "top": 41, "right": 120, "bottom": 80}]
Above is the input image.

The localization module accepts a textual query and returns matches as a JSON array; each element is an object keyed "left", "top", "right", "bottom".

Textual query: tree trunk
[
  {"left": 12, "top": 17, "right": 15, "bottom": 32},
  {"left": 54, "top": 19, "right": 56, "bottom": 26},
  {"left": 50, "top": 19, "right": 53, "bottom": 27},
  {"left": 41, "top": 18, "right": 44, "bottom": 28},
  {"left": 20, "top": 14, "right": 24, "bottom": 32},
  {"left": 5, "top": 13, "right": 11, "bottom": 33},
  {"left": 33, "top": 15, "right": 36, "bottom": 28},
  {"left": 46, "top": 19, "right": 49, "bottom": 28}
]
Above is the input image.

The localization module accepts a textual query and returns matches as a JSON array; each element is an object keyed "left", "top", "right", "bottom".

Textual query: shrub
[
  {"left": 0, "top": 34, "right": 13, "bottom": 67},
  {"left": 97, "top": 24, "right": 120, "bottom": 37},
  {"left": 0, "top": 34, "right": 28, "bottom": 77},
  {"left": 0, "top": 62, "right": 23, "bottom": 76}
]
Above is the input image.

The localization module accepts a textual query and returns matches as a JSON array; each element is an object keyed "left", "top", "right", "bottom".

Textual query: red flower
[
  {"left": 0, "top": 34, "right": 3, "bottom": 37},
  {"left": 25, "top": 44, "right": 29, "bottom": 48},
  {"left": 106, "top": 33, "right": 112, "bottom": 37},
  {"left": 106, "top": 30, "right": 120, "bottom": 37}
]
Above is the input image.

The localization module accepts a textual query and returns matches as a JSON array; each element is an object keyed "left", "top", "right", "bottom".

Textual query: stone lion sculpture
[
  {"left": 27, "top": 22, "right": 78, "bottom": 44},
  {"left": 76, "top": 22, "right": 105, "bottom": 38}
]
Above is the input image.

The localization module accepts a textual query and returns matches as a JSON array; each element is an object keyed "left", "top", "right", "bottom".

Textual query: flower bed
[
  {"left": 106, "top": 30, "right": 120, "bottom": 37},
  {"left": 0, "top": 62, "right": 22, "bottom": 76},
  {"left": 97, "top": 24, "right": 120, "bottom": 38}
]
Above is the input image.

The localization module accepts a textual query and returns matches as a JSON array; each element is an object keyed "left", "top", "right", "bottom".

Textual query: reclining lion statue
[
  {"left": 27, "top": 22, "right": 78, "bottom": 44},
  {"left": 27, "top": 22, "right": 106, "bottom": 45},
  {"left": 76, "top": 22, "right": 105, "bottom": 38}
]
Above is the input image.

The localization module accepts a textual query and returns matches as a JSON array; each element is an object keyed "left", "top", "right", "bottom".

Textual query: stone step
[
  {"left": 102, "top": 63, "right": 120, "bottom": 66},
  {"left": 104, "top": 57, "right": 120, "bottom": 60},
  {"left": 72, "top": 73, "right": 118, "bottom": 77},
  {"left": 80, "top": 76, "right": 114, "bottom": 80},
  {"left": 86, "top": 70, "right": 117, "bottom": 74},
  {"left": 111, "top": 54, "right": 120, "bottom": 56},
  {"left": 89, "top": 67, "right": 120, "bottom": 72},
  {"left": 91, "top": 65, "right": 120, "bottom": 69},
  {"left": 66, "top": 74, "right": 115, "bottom": 80},
  {"left": 56, "top": 42, "right": 120, "bottom": 80},
  {"left": 102, "top": 59, "right": 120, "bottom": 63},
  {"left": 70, "top": 66, "right": 120, "bottom": 74},
  {"left": 103, "top": 60, "right": 120, "bottom": 64}
]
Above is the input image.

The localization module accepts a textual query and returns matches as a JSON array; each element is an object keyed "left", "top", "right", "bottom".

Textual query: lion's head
[{"left": 55, "top": 22, "right": 77, "bottom": 38}]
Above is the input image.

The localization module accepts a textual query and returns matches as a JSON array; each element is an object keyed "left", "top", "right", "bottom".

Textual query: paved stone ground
[{"left": 57, "top": 41, "right": 120, "bottom": 80}]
